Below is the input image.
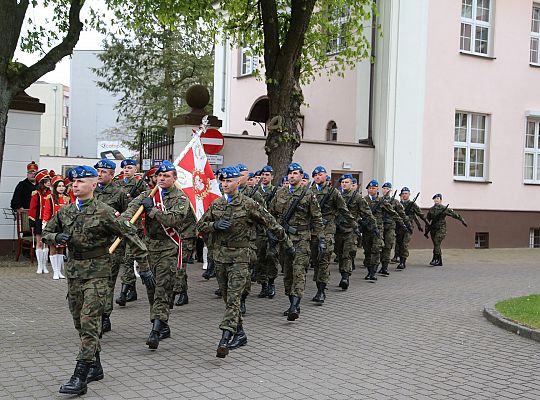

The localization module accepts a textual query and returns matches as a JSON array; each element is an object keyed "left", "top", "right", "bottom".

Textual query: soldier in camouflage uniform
[
  {"left": 309, "top": 166, "right": 354, "bottom": 303},
  {"left": 94, "top": 159, "right": 129, "bottom": 333},
  {"left": 335, "top": 174, "right": 376, "bottom": 289},
  {"left": 426, "top": 193, "right": 467, "bottom": 266},
  {"left": 116, "top": 159, "right": 148, "bottom": 306},
  {"left": 269, "top": 163, "right": 325, "bottom": 320},
  {"left": 349, "top": 177, "right": 362, "bottom": 270},
  {"left": 256, "top": 165, "right": 280, "bottom": 298},
  {"left": 363, "top": 180, "right": 398, "bottom": 281},
  {"left": 395, "top": 187, "right": 428, "bottom": 270},
  {"left": 197, "top": 166, "right": 293, "bottom": 358},
  {"left": 172, "top": 208, "right": 197, "bottom": 307},
  {"left": 124, "top": 161, "right": 189, "bottom": 350},
  {"left": 379, "top": 182, "right": 409, "bottom": 276},
  {"left": 42, "top": 165, "right": 154, "bottom": 396}
]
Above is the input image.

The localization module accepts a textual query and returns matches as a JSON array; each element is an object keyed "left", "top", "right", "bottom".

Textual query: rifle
[
  {"left": 336, "top": 188, "right": 359, "bottom": 232},
  {"left": 424, "top": 204, "right": 449, "bottom": 239},
  {"left": 128, "top": 174, "right": 145, "bottom": 199},
  {"left": 404, "top": 192, "right": 420, "bottom": 215},
  {"left": 248, "top": 181, "right": 261, "bottom": 198},
  {"left": 281, "top": 187, "right": 308, "bottom": 234},
  {"left": 265, "top": 186, "right": 279, "bottom": 206},
  {"left": 318, "top": 184, "right": 336, "bottom": 226}
]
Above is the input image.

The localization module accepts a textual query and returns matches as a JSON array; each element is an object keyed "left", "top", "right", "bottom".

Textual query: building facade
[{"left": 213, "top": 0, "right": 540, "bottom": 248}]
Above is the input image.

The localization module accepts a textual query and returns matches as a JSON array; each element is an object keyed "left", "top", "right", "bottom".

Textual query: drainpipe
[{"left": 362, "top": 0, "right": 377, "bottom": 146}]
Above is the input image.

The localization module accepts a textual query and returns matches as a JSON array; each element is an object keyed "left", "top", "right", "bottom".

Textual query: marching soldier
[
  {"left": 335, "top": 174, "right": 376, "bottom": 289},
  {"left": 395, "top": 187, "right": 428, "bottom": 270},
  {"left": 309, "top": 166, "right": 354, "bottom": 303},
  {"left": 269, "top": 162, "right": 324, "bottom": 319},
  {"left": 124, "top": 160, "right": 189, "bottom": 350},
  {"left": 197, "top": 166, "right": 293, "bottom": 358},
  {"left": 173, "top": 208, "right": 197, "bottom": 307},
  {"left": 93, "top": 159, "right": 129, "bottom": 333},
  {"left": 42, "top": 165, "right": 154, "bottom": 395},
  {"left": 425, "top": 194, "right": 468, "bottom": 266}
]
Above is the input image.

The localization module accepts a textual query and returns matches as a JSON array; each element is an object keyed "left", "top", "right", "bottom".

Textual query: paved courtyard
[{"left": 1, "top": 248, "right": 540, "bottom": 399}]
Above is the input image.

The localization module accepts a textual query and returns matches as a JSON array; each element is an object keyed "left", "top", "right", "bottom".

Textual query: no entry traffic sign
[{"left": 201, "top": 128, "right": 224, "bottom": 155}]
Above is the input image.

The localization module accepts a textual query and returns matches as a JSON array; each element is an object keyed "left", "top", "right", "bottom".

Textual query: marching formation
[{"left": 16, "top": 155, "right": 468, "bottom": 396}]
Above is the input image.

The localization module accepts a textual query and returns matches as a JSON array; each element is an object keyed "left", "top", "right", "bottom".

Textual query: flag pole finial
[{"left": 193, "top": 115, "right": 210, "bottom": 138}]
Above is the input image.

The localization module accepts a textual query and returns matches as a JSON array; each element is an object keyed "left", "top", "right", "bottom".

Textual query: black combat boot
[
  {"left": 175, "top": 291, "right": 189, "bottom": 306},
  {"left": 283, "top": 295, "right": 293, "bottom": 316},
  {"left": 202, "top": 259, "right": 215, "bottom": 280},
  {"left": 59, "top": 361, "right": 91, "bottom": 395},
  {"left": 125, "top": 285, "right": 137, "bottom": 302},
  {"left": 364, "top": 266, "right": 371, "bottom": 280},
  {"left": 339, "top": 272, "right": 350, "bottom": 290},
  {"left": 115, "top": 283, "right": 130, "bottom": 307},
  {"left": 228, "top": 325, "right": 248, "bottom": 350},
  {"left": 258, "top": 283, "right": 268, "bottom": 298},
  {"left": 267, "top": 278, "right": 276, "bottom": 299},
  {"left": 287, "top": 296, "right": 301, "bottom": 321},
  {"left": 101, "top": 314, "right": 111, "bottom": 333},
  {"left": 216, "top": 330, "right": 232, "bottom": 358},
  {"left": 391, "top": 254, "right": 399, "bottom": 263},
  {"left": 250, "top": 268, "right": 257, "bottom": 282},
  {"left": 214, "top": 287, "right": 222, "bottom": 297},
  {"left": 379, "top": 264, "right": 390, "bottom": 276},
  {"left": 87, "top": 352, "right": 104, "bottom": 383},
  {"left": 312, "top": 282, "right": 325, "bottom": 304},
  {"left": 159, "top": 321, "right": 171, "bottom": 340},
  {"left": 397, "top": 257, "right": 406, "bottom": 270},
  {"left": 146, "top": 320, "right": 162, "bottom": 350},
  {"left": 433, "top": 254, "right": 443, "bottom": 266},
  {"left": 240, "top": 293, "right": 247, "bottom": 315},
  {"left": 429, "top": 252, "right": 437, "bottom": 266},
  {"left": 369, "top": 265, "right": 378, "bottom": 281}
]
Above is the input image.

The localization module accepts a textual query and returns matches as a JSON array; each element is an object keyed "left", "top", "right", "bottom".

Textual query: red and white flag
[{"left": 173, "top": 135, "right": 221, "bottom": 220}]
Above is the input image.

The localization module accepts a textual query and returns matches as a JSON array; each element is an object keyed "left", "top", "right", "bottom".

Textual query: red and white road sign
[{"left": 200, "top": 128, "right": 224, "bottom": 154}]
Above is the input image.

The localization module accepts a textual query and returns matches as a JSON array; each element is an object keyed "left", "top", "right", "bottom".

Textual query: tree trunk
[{"left": 0, "top": 81, "right": 13, "bottom": 179}]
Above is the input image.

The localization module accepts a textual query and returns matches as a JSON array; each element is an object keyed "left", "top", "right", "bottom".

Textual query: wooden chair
[{"left": 16, "top": 209, "right": 35, "bottom": 263}]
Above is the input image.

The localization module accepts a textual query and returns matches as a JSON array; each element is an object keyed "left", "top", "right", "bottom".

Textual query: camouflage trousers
[
  {"left": 146, "top": 241, "right": 178, "bottom": 322},
  {"left": 380, "top": 224, "right": 396, "bottom": 266},
  {"left": 395, "top": 228, "right": 412, "bottom": 259},
  {"left": 334, "top": 231, "right": 355, "bottom": 274},
  {"left": 256, "top": 236, "right": 278, "bottom": 284},
  {"left": 67, "top": 277, "right": 108, "bottom": 362},
  {"left": 172, "top": 238, "right": 196, "bottom": 294},
  {"left": 310, "top": 234, "right": 334, "bottom": 284},
  {"left": 216, "top": 261, "right": 250, "bottom": 333},
  {"left": 120, "top": 243, "right": 137, "bottom": 287},
  {"left": 362, "top": 229, "right": 383, "bottom": 267},
  {"left": 431, "top": 228, "right": 446, "bottom": 256},
  {"left": 283, "top": 238, "right": 310, "bottom": 297},
  {"left": 104, "top": 243, "right": 125, "bottom": 316}
]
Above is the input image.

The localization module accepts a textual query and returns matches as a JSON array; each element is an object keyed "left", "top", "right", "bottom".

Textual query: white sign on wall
[{"left": 97, "top": 141, "right": 136, "bottom": 160}]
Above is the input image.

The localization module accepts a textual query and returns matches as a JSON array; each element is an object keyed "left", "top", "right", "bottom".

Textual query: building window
[
  {"left": 460, "top": 0, "right": 492, "bottom": 56},
  {"left": 326, "top": 7, "right": 349, "bottom": 55},
  {"left": 530, "top": 228, "right": 540, "bottom": 248},
  {"left": 326, "top": 121, "right": 338, "bottom": 141},
  {"left": 240, "top": 48, "right": 259, "bottom": 76},
  {"left": 524, "top": 119, "right": 540, "bottom": 183},
  {"left": 531, "top": 5, "right": 540, "bottom": 64},
  {"left": 454, "top": 112, "right": 489, "bottom": 180},
  {"left": 475, "top": 232, "right": 489, "bottom": 248}
]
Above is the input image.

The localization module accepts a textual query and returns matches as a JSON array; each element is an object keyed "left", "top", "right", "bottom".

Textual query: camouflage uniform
[
  {"left": 94, "top": 182, "right": 129, "bottom": 318},
  {"left": 396, "top": 199, "right": 427, "bottom": 259},
  {"left": 310, "top": 182, "right": 354, "bottom": 284},
  {"left": 197, "top": 192, "right": 291, "bottom": 333},
  {"left": 256, "top": 183, "right": 280, "bottom": 287},
  {"left": 269, "top": 186, "right": 324, "bottom": 298},
  {"left": 427, "top": 204, "right": 465, "bottom": 257},
  {"left": 172, "top": 209, "right": 197, "bottom": 296},
  {"left": 125, "top": 186, "right": 188, "bottom": 324},
  {"left": 380, "top": 195, "right": 407, "bottom": 270},
  {"left": 42, "top": 198, "right": 149, "bottom": 362}
]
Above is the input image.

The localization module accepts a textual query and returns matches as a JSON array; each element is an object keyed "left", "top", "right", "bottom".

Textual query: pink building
[{"left": 213, "top": 0, "right": 540, "bottom": 248}]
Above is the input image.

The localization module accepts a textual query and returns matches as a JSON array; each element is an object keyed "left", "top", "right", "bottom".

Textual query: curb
[{"left": 483, "top": 303, "right": 540, "bottom": 343}]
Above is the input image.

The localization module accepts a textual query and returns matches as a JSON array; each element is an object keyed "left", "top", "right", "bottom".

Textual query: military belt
[
  {"left": 220, "top": 240, "right": 249, "bottom": 248},
  {"left": 73, "top": 247, "right": 109, "bottom": 260}
]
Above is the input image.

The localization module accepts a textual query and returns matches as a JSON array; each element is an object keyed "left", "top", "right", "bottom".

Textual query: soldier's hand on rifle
[
  {"left": 139, "top": 270, "right": 156, "bottom": 290},
  {"left": 213, "top": 219, "right": 232, "bottom": 231},
  {"left": 141, "top": 197, "right": 154, "bottom": 213},
  {"left": 55, "top": 233, "right": 71, "bottom": 245},
  {"left": 317, "top": 237, "right": 327, "bottom": 261}
]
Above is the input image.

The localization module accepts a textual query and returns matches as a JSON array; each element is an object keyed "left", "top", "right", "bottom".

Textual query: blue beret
[
  {"left": 352, "top": 178, "right": 358, "bottom": 184},
  {"left": 157, "top": 160, "right": 176, "bottom": 173},
  {"left": 261, "top": 165, "right": 273, "bottom": 173},
  {"left": 219, "top": 166, "right": 241, "bottom": 180},
  {"left": 312, "top": 165, "right": 327, "bottom": 177},
  {"left": 382, "top": 182, "right": 392, "bottom": 189},
  {"left": 281, "top": 175, "right": 289, "bottom": 184},
  {"left": 68, "top": 165, "right": 98, "bottom": 180},
  {"left": 366, "top": 179, "right": 379, "bottom": 189},
  {"left": 287, "top": 162, "right": 303, "bottom": 173},
  {"left": 432, "top": 193, "right": 442, "bottom": 199},
  {"left": 303, "top": 172, "right": 310, "bottom": 180},
  {"left": 400, "top": 187, "right": 410, "bottom": 194},
  {"left": 120, "top": 159, "right": 137, "bottom": 168},
  {"left": 255, "top": 170, "right": 261, "bottom": 176},
  {"left": 95, "top": 159, "right": 116, "bottom": 170},
  {"left": 339, "top": 173, "right": 353, "bottom": 182},
  {"left": 248, "top": 172, "right": 255, "bottom": 178},
  {"left": 237, "top": 163, "right": 249, "bottom": 172}
]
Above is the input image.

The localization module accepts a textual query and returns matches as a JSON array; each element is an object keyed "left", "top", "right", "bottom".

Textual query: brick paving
[{"left": 1, "top": 248, "right": 540, "bottom": 399}]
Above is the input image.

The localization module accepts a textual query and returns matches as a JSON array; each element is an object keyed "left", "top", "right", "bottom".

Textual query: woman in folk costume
[
  {"left": 29, "top": 169, "right": 52, "bottom": 273},
  {"left": 42, "top": 175, "right": 72, "bottom": 279}
]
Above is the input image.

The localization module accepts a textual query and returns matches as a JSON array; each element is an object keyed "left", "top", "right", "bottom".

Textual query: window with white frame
[
  {"left": 240, "top": 47, "right": 259, "bottom": 76},
  {"left": 326, "top": 7, "right": 349, "bottom": 55},
  {"left": 460, "top": 0, "right": 492, "bottom": 56},
  {"left": 454, "top": 112, "right": 489, "bottom": 180},
  {"left": 524, "top": 119, "right": 540, "bottom": 183},
  {"left": 531, "top": 4, "right": 540, "bottom": 64}
]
